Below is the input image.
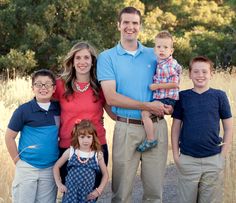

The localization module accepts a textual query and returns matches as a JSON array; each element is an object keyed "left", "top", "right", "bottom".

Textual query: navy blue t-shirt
[{"left": 172, "top": 88, "right": 232, "bottom": 158}]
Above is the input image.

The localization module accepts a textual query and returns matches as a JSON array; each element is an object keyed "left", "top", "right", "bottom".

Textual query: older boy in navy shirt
[
  {"left": 171, "top": 56, "right": 233, "bottom": 203},
  {"left": 5, "top": 69, "right": 60, "bottom": 203}
]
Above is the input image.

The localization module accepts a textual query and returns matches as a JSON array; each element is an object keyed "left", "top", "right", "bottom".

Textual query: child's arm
[
  {"left": 171, "top": 118, "right": 182, "bottom": 164},
  {"left": 150, "top": 82, "right": 179, "bottom": 91},
  {"left": 5, "top": 128, "right": 19, "bottom": 164},
  {"left": 151, "top": 63, "right": 181, "bottom": 91},
  {"left": 87, "top": 152, "right": 109, "bottom": 200},
  {"left": 221, "top": 117, "right": 233, "bottom": 157},
  {"left": 53, "top": 149, "right": 70, "bottom": 193},
  {"left": 96, "top": 152, "right": 109, "bottom": 193}
]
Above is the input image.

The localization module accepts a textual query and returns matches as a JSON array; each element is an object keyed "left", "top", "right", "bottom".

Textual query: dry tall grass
[{"left": 0, "top": 71, "right": 235, "bottom": 203}]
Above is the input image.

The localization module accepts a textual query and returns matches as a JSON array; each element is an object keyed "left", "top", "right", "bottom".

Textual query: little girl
[{"left": 53, "top": 119, "right": 109, "bottom": 202}]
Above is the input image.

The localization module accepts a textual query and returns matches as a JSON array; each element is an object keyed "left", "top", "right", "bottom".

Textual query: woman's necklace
[
  {"left": 77, "top": 150, "right": 91, "bottom": 164},
  {"left": 75, "top": 82, "right": 90, "bottom": 93}
]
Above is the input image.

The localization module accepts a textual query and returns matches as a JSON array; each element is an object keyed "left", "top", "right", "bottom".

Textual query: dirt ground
[{"left": 97, "top": 163, "right": 178, "bottom": 203}]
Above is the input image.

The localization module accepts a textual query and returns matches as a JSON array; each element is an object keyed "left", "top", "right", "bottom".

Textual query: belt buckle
[{"left": 126, "top": 118, "right": 129, "bottom": 124}]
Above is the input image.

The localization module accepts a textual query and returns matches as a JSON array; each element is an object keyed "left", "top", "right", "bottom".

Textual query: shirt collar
[
  {"left": 157, "top": 55, "right": 173, "bottom": 66},
  {"left": 117, "top": 41, "right": 144, "bottom": 56},
  {"left": 30, "top": 97, "right": 57, "bottom": 112}
]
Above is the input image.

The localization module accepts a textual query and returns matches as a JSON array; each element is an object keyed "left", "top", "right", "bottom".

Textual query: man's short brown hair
[{"left": 118, "top": 7, "right": 142, "bottom": 23}]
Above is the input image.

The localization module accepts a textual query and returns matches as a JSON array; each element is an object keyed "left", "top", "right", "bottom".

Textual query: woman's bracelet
[{"left": 95, "top": 188, "right": 102, "bottom": 196}]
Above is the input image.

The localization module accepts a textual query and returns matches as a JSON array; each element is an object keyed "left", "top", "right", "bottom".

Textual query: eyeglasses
[{"left": 33, "top": 83, "right": 55, "bottom": 89}]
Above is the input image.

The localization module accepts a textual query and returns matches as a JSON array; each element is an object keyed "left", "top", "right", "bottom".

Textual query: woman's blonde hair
[{"left": 60, "top": 41, "right": 100, "bottom": 101}]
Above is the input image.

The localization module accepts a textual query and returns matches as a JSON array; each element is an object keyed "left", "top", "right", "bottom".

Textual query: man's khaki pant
[
  {"left": 177, "top": 153, "right": 225, "bottom": 203},
  {"left": 112, "top": 119, "right": 168, "bottom": 203}
]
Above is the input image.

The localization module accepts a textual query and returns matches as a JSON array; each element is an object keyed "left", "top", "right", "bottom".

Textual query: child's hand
[
  {"left": 149, "top": 83, "right": 159, "bottom": 91},
  {"left": 87, "top": 189, "right": 100, "bottom": 200},
  {"left": 14, "top": 157, "right": 20, "bottom": 165},
  {"left": 173, "top": 154, "right": 180, "bottom": 166},
  {"left": 164, "top": 104, "right": 173, "bottom": 115},
  {"left": 57, "top": 183, "right": 67, "bottom": 193}
]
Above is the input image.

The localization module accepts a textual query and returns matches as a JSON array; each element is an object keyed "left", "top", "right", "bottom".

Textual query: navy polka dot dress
[{"left": 62, "top": 149, "right": 100, "bottom": 203}]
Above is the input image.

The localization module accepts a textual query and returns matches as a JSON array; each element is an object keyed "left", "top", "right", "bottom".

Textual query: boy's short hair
[
  {"left": 31, "top": 69, "right": 56, "bottom": 85},
  {"left": 189, "top": 56, "right": 214, "bottom": 72},
  {"left": 118, "top": 6, "right": 142, "bottom": 23},
  {"left": 155, "top": 30, "right": 173, "bottom": 47}
]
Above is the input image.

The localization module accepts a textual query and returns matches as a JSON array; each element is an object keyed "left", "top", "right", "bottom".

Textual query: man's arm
[
  {"left": 221, "top": 117, "right": 233, "bottom": 157},
  {"left": 104, "top": 103, "right": 116, "bottom": 121},
  {"left": 5, "top": 128, "right": 19, "bottom": 164},
  {"left": 101, "top": 80, "right": 166, "bottom": 116}
]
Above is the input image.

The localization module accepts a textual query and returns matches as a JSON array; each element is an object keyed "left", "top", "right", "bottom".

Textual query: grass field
[{"left": 0, "top": 71, "right": 235, "bottom": 203}]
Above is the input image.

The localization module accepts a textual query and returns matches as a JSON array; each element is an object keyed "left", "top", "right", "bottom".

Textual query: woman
[{"left": 54, "top": 41, "right": 115, "bottom": 183}]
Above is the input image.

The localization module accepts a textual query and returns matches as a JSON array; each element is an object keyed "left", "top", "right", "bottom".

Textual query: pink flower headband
[{"left": 75, "top": 119, "right": 82, "bottom": 124}]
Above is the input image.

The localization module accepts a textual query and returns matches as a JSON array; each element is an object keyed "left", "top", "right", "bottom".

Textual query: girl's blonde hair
[{"left": 70, "top": 119, "right": 101, "bottom": 152}]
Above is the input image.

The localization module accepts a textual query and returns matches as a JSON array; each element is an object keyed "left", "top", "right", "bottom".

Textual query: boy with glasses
[{"left": 5, "top": 69, "right": 60, "bottom": 203}]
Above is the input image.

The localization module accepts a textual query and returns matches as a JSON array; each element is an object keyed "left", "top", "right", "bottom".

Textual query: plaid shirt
[{"left": 153, "top": 56, "right": 181, "bottom": 100}]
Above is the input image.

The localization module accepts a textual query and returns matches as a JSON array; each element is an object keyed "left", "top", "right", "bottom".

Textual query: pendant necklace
[
  {"left": 77, "top": 150, "right": 91, "bottom": 164},
  {"left": 75, "top": 82, "right": 90, "bottom": 93}
]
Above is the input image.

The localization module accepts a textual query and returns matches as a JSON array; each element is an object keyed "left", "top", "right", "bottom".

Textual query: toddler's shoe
[{"left": 136, "top": 139, "right": 158, "bottom": 152}]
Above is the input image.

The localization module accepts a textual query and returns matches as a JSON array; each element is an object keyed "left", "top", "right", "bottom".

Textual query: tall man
[{"left": 97, "top": 7, "right": 172, "bottom": 203}]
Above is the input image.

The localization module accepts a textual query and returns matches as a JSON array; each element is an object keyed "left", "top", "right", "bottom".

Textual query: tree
[
  {"left": 0, "top": 0, "right": 235, "bottom": 75},
  {"left": 0, "top": 49, "right": 37, "bottom": 75}
]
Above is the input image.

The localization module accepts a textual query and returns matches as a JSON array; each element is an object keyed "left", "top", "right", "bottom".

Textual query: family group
[{"left": 5, "top": 6, "right": 233, "bottom": 203}]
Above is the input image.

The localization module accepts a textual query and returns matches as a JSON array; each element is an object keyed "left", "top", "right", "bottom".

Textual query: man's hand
[{"left": 147, "top": 101, "right": 165, "bottom": 117}]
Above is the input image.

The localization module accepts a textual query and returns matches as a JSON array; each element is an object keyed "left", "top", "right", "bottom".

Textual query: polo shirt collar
[
  {"left": 117, "top": 41, "right": 144, "bottom": 56},
  {"left": 30, "top": 97, "right": 57, "bottom": 112},
  {"left": 157, "top": 55, "right": 173, "bottom": 66}
]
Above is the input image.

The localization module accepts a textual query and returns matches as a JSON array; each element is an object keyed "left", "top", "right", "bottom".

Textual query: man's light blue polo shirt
[
  {"left": 97, "top": 41, "right": 156, "bottom": 119},
  {"left": 8, "top": 98, "right": 60, "bottom": 168}
]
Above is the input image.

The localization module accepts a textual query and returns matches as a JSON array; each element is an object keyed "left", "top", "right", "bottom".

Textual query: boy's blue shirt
[
  {"left": 8, "top": 98, "right": 60, "bottom": 168},
  {"left": 172, "top": 88, "right": 232, "bottom": 158}
]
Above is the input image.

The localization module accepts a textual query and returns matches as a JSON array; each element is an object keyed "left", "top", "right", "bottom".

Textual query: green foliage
[
  {"left": 140, "top": 0, "right": 236, "bottom": 69},
  {"left": 25, "top": 23, "right": 47, "bottom": 45},
  {"left": 0, "top": 0, "right": 235, "bottom": 75},
  {"left": 0, "top": 49, "right": 37, "bottom": 74},
  {"left": 139, "top": 7, "right": 177, "bottom": 44},
  {"left": 122, "top": 0, "right": 145, "bottom": 15}
]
